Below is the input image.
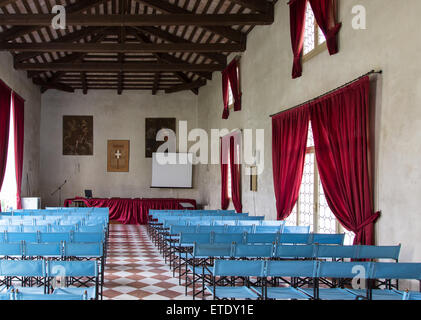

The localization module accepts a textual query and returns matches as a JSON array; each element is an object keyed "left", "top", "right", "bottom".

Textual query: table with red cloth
[{"left": 63, "top": 197, "right": 197, "bottom": 225}]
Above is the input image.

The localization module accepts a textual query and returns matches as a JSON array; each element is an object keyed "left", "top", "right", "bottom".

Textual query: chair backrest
[
  {"left": 245, "top": 233, "right": 279, "bottom": 244},
  {"left": 283, "top": 226, "right": 310, "bottom": 234},
  {"left": 213, "top": 260, "right": 265, "bottom": 277},
  {"left": 78, "top": 225, "right": 104, "bottom": 233},
  {"left": 213, "top": 233, "right": 245, "bottom": 244},
  {"left": 196, "top": 226, "right": 225, "bottom": 233},
  {"left": 0, "top": 225, "right": 21, "bottom": 232},
  {"left": 64, "top": 242, "right": 103, "bottom": 258},
  {"left": 72, "top": 232, "right": 103, "bottom": 243},
  {"left": 311, "top": 233, "right": 345, "bottom": 245},
  {"left": 279, "top": 233, "right": 311, "bottom": 244},
  {"left": 402, "top": 291, "right": 421, "bottom": 300},
  {"left": 233, "top": 244, "right": 274, "bottom": 259},
  {"left": 192, "top": 243, "right": 232, "bottom": 258},
  {"left": 169, "top": 225, "right": 197, "bottom": 235},
  {"left": 266, "top": 260, "right": 317, "bottom": 278},
  {"left": 24, "top": 242, "right": 62, "bottom": 257},
  {"left": 50, "top": 225, "right": 75, "bottom": 233},
  {"left": 254, "top": 226, "right": 282, "bottom": 234},
  {"left": 317, "top": 261, "right": 372, "bottom": 279},
  {"left": 315, "top": 245, "right": 358, "bottom": 260},
  {"left": 6, "top": 232, "right": 38, "bottom": 243},
  {"left": 260, "top": 221, "right": 285, "bottom": 227},
  {"left": 179, "top": 232, "right": 211, "bottom": 245},
  {"left": 237, "top": 221, "right": 258, "bottom": 227},
  {"left": 356, "top": 245, "right": 401, "bottom": 261},
  {"left": 213, "top": 220, "right": 233, "bottom": 226},
  {"left": 23, "top": 225, "right": 49, "bottom": 233},
  {"left": 274, "top": 244, "right": 315, "bottom": 259},
  {"left": 226, "top": 226, "right": 253, "bottom": 234},
  {"left": 0, "top": 232, "right": 5, "bottom": 243},
  {"left": 0, "top": 242, "right": 23, "bottom": 257},
  {"left": 39, "top": 232, "right": 71, "bottom": 243},
  {"left": 0, "top": 260, "right": 45, "bottom": 277},
  {"left": 371, "top": 262, "right": 421, "bottom": 280},
  {"left": 47, "top": 260, "right": 98, "bottom": 277}
]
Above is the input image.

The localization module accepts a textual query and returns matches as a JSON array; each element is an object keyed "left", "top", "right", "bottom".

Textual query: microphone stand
[{"left": 51, "top": 180, "right": 67, "bottom": 207}]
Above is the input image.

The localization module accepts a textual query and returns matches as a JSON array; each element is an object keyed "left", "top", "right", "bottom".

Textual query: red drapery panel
[
  {"left": 0, "top": 81, "right": 12, "bottom": 212},
  {"left": 220, "top": 137, "right": 230, "bottom": 210},
  {"left": 64, "top": 197, "right": 197, "bottom": 225},
  {"left": 229, "top": 135, "right": 242, "bottom": 213},
  {"left": 309, "top": 0, "right": 341, "bottom": 55},
  {"left": 12, "top": 93, "right": 24, "bottom": 210},
  {"left": 272, "top": 107, "right": 310, "bottom": 220},
  {"left": 221, "top": 59, "right": 241, "bottom": 119},
  {"left": 289, "top": 0, "right": 307, "bottom": 79},
  {"left": 310, "top": 76, "right": 379, "bottom": 245}
]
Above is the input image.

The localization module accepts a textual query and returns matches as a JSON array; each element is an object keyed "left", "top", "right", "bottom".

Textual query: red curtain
[
  {"left": 309, "top": 0, "right": 341, "bottom": 55},
  {"left": 310, "top": 76, "right": 379, "bottom": 245},
  {"left": 229, "top": 135, "right": 242, "bottom": 213},
  {"left": 289, "top": 0, "right": 307, "bottom": 79},
  {"left": 220, "top": 137, "right": 230, "bottom": 210},
  {"left": 0, "top": 81, "right": 12, "bottom": 212},
  {"left": 12, "top": 93, "right": 24, "bottom": 210},
  {"left": 272, "top": 106, "right": 310, "bottom": 220},
  {"left": 221, "top": 59, "right": 241, "bottom": 119}
]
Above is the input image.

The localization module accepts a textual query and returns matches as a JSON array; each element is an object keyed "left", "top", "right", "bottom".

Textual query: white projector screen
[{"left": 151, "top": 153, "right": 193, "bottom": 188}]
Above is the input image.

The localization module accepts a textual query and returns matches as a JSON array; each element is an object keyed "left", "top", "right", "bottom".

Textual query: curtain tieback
[
  {"left": 326, "top": 23, "right": 342, "bottom": 39},
  {"left": 355, "top": 211, "right": 381, "bottom": 232}
]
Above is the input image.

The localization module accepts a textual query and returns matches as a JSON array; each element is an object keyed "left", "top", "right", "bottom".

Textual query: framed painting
[
  {"left": 145, "top": 118, "right": 176, "bottom": 158},
  {"left": 63, "top": 116, "right": 93, "bottom": 156},
  {"left": 107, "top": 140, "right": 130, "bottom": 172}
]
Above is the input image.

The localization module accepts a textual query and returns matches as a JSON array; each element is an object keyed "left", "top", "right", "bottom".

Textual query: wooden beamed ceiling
[{"left": 0, "top": 0, "right": 276, "bottom": 95}]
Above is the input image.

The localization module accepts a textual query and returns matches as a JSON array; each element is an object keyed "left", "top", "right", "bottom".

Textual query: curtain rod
[{"left": 269, "top": 69, "right": 382, "bottom": 118}]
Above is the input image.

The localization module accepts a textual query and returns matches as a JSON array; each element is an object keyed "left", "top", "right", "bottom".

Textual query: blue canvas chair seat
[
  {"left": 53, "top": 287, "right": 95, "bottom": 300},
  {"left": 347, "top": 288, "right": 403, "bottom": 300},
  {"left": 205, "top": 285, "right": 260, "bottom": 299},
  {"left": 14, "top": 291, "right": 87, "bottom": 300},
  {"left": 264, "top": 287, "right": 311, "bottom": 300},
  {"left": 300, "top": 287, "right": 360, "bottom": 300}
]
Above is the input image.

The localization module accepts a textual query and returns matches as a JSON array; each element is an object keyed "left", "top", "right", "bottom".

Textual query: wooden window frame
[{"left": 302, "top": 9, "right": 328, "bottom": 63}]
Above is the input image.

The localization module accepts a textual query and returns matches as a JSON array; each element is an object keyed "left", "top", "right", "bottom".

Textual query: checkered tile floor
[{"left": 103, "top": 223, "right": 198, "bottom": 300}]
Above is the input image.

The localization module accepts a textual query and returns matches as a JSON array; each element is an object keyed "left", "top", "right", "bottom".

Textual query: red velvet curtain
[
  {"left": 309, "top": 0, "right": 341, "bottom": 55},
  {"left": 310, "top": 76, "right": 379, "bottom": 245},
  {"left": 220, "top": 137, "right": 230, "bottom": 210},
  {"left": 229, "top": 135, "right": 242, "bottom": 213},
  {"left": 221, "top": 59, "right": 241, "bottom": 119},
  {"left": 0, "top": 81, "right": 12, "bottom": 212},
  {"left": 289, "top": 0, "right": 307, "bottom": 79},
  {"left": 272, "top": 107, "right": 310, "bottom": 220},
  {"left": 12, "top": 93, "right": 24, "bottom": 210}
]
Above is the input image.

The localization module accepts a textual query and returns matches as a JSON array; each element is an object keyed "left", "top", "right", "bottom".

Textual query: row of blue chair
[
  {"left": 182, "top": 243, "right": 401, "bottom": 298},
  {"left": 0, "top": 259, "right": 100, "bottom": 300},
  {"left": 0, "top": 224, "right": 106, "bottom": 233},
  {"left": 0, "top": 231, "right": 105, "bottom": 244},
  {"left": 0, "top": 289, "right": 89, "bottom": 300},
  {"left": 0, "top": 241, "right": 103, "bottom": 259},
  {"left": 206, "top": 260, "right": 421, "bottom": 300}
]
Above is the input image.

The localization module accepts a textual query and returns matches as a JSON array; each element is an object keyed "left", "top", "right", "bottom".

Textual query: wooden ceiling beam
[
  {"left": 33, "top": 78, "right": 75, "bottom": 93},
  {"left": 0, "top": 0, "right": 17, "bottom": 8},
  {"left": 15, "top": 62, "right": 226, "bottom": 72},
  {"left": 0, "top": 42, "right": 246, "bottom": 53},
  {"left": 165, "top": 79, "right": 207, "bottom": 94},
  {"left": 228, "top": 0, "right": 274, "bottom": 14},
  {"left": 0, "top": 13, "right": 274, "bottom": 27},
  {"left": 0, "top": 0, "right": 108, "bottom": 42}
]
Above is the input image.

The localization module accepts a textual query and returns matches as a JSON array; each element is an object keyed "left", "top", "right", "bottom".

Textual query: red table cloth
[{"left": 64, "top": 197, "right": 197, "bottom": 225}]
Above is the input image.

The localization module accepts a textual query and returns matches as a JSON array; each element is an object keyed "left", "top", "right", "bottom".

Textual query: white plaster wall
[
  {"left": 0, "top": 51, "right": 41, "bottom": 198},
  {"left": 197, "top": 0, "right": 421, "bottom": 271},
  {"left": 40, "top": 90, "right": 199, "bottom": 207}
]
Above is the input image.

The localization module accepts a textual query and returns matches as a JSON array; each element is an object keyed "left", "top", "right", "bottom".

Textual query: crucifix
[{"left": 114, "top": 149, "right": 122, "bottom": 169}]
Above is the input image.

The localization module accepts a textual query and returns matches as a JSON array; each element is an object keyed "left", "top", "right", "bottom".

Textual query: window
[
  {"left": 227, "top": 62, "right": 240, "bottom": 110},
  {"left": 227, "top": 155, "right": 232, "bottom": 199},
  {"left": 303, "top": 2, "right": 327, "bottom": 62},
  {"left": 286, "top": 123, "right": 355, "bottom": 245},
  {"left": 0, "top": 100, "right": 17, "bottom": 211}
]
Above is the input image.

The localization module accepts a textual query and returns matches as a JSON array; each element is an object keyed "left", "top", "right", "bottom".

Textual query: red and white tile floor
[{"left": 103, "top": 223, "right": 201, "bottom": 300}]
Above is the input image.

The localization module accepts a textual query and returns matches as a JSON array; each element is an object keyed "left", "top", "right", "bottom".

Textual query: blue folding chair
[
  {"left": 0, "top": 260, "right": 47, "bottom": 293},
  {"left": 245, "top": 233, "right": 279, "bottom": 245},
  {"left": 13, "top": 290, "right": 87, "bottom": 300},
  {"left": 264, "top": 260, "right": 317, "bottom": 300},
  {"left": 47, "top": 260, "right": 99, "bottom": 300},
  {"left": 226, "top": 226, "right": 254, "bottom": 234},
  {"left": 73, "top": 232, "right": 104, "bottom": 243},
  {"left": 274, "top": 244, "right": 315, "bottom": 260},
  {"left": 6, "top": 232, "right": 38, "bottom": 243},
  {"left": 24, "top": 242, "right": 62, "bottom": 259},
  {"left": 315, "top": 244, "right": 358, "bottom": 261},
  {"left": 206, "top": 260, "right": 265, "bottom": 300},
  {"left": 23, "top": 226, "right": 49, "bottom": 233},
  {"left": 279, "top": 233, "right": 311, "bottom": 244},
  {"left": 51, "top": 225, "right": 75, "bottom": 233},
  {"left": 254, "top": 226, "right": 282, "bottom": 233},
  {"left": 283, "top": 226, "right": 310, "bottom": 234},
  {"left": 0, "top": 242, "right": 23, "bottom": 260},
  {"left": 311, "top": 233, "right": 345, "bottom": 245},
  {"left": 233, "top": 244, "right": 273, "bottom": 259},
  {"left": 213, "top": 233, "right": 245, "bottom": 244},
  {"left": 39, "top": 232, "right": 71, "bottom": 243}
]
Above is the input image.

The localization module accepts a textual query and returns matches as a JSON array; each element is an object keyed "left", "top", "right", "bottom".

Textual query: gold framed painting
[{"left": 107, "top": 140, "right": 130, "bottom": 172}]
